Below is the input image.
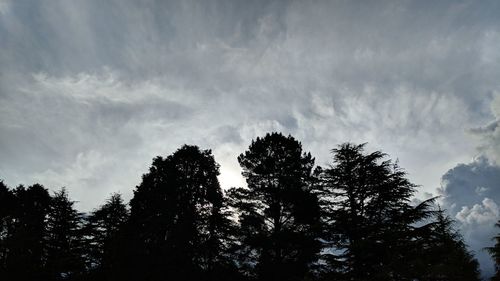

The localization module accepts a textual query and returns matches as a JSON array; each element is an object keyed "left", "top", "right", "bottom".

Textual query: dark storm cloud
[
  {"left": 438, "top": 93, "right": 500, "bottom": 276},
  {"left": 441, "top": 157, "right": 500, "bottom": 215},
  {"left": 439, "top": 157, "right": 500, "bottom": 277}
]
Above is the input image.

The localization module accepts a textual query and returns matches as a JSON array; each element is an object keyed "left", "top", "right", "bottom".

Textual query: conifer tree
[
  {"left": 85, "top": 193, "right": 129, "bottom": 280},
  {"left": 487, "top": 221, "right": 500, "bottom": 281},
  {"left": 417, "top": 208, "right": 480, "bottom": 281},
  {"left": 45, "top": 188, "right": 86, "bottom": 281},
  {"left": 319, "top": 143, "right": 434, "bottom": 280},
  {"left": 227, "top": 132, "right": 322, "bottom": 281}
]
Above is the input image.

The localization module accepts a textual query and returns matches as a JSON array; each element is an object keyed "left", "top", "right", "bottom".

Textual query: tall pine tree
[
  {"left": 85, "top": 193, "right": 129, "bottom": 280},
  {"left": 45, "top": 188, "right": 86, "bottom": 281},
  {"left": 227, "top": 132, "right": 322, "bottom": 281},
  {"left": 319, "top": 143, "right": 435, "bottom": 280}
]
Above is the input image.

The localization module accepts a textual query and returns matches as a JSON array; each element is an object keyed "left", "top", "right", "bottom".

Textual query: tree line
[{"left": 0, "top": 132, "right": 493, "bottom": 281}]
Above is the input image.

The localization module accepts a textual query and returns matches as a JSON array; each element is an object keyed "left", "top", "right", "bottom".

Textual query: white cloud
[{"left": 456, "top": 198, "right": 499, "bottom": 225}]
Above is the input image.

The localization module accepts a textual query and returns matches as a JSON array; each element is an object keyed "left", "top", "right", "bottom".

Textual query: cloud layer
[{"left": 1, "top": 1, "right": 500, "bottom": 275}]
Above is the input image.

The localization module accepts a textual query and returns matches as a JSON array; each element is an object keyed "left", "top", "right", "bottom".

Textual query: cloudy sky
[{"left": 1, "top": 0, "right": 499, "bottom": 276}]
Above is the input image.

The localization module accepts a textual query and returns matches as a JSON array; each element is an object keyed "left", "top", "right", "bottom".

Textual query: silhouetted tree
[
  {"left": 319, "top": 143, "right": 435, "bottom": 280},
  {"left": 487, "top": 220, "right": 500, "bottom": 281},
  {"left": 0, "top": 181, "right": 15, "bottom": 278},
  {"left": 227, "top": 132, "right": 322, "bottom": 281},
  {"left": 85, "top": 193, "right": 129, "bottom": 280},
  {"left": 122, "top": 145, "right": 232, "bottom": 281},
  {"left": 4, "top": 184, "right": 51, "bottom": 280},
  {"left": 415, "top": 208, "right": 480, "bottom": 281},
  {"left": 45, "top": 188, "right": 86, "bottom": 281},
  {"left": 0, "top": 137, "right": 490, "bottom": 281}
]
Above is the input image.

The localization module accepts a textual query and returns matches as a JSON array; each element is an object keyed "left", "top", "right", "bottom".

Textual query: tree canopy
[
  {"left": 488, "top": 221, "right": 500, "bottom": 281},
  {"left": 318, "top": 143, "right": 441, "bottom": 280},
  {"left": 0, "top": 133, "right": 482, "bottom": 281},
  {"left": 123, "top": 145, "right": 232, "bottom": 281},
  {"left": 227, "top": 132, "right": 322, "bottom": 281}
]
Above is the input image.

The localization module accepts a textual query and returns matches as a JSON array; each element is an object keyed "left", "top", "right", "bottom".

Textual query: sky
[{"left": 1, "top": 0, "right": 499, "bottom": 277}]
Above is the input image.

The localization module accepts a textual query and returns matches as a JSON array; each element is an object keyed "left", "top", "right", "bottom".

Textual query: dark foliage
[
  {"left": 227, "top": 132, "right": 322, "bottom": 281},
  {"left": 84, "top": 193, "right": 129, "bottom": 280},
  {"left": 119, "top": 145, "right": 235, "bottom": 281},
  {"left": 0, "top": 180, "right": 15, "bottom": 277},
  {"left": 2, "top": 184, "right": 51, "bottom": 280},
  {"left": 0, "top": 133, "right": 482, "bottom": 281},
  {"left": 44, "top": 188, "right": 86, "bottom": 280},
  {"left": 415, "top": 208, "right": 480, "bottom": 281},
  {"left": 317, "top": 143, "right": 478, "bottom": 281},
  {"left": 488, "top": 221, "right": 500, "bottom": 281}
]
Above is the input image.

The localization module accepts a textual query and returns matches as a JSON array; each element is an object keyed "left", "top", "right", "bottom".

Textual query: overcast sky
[{"left": 1, "top": 0, "right": 499, "bottom": 277}]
